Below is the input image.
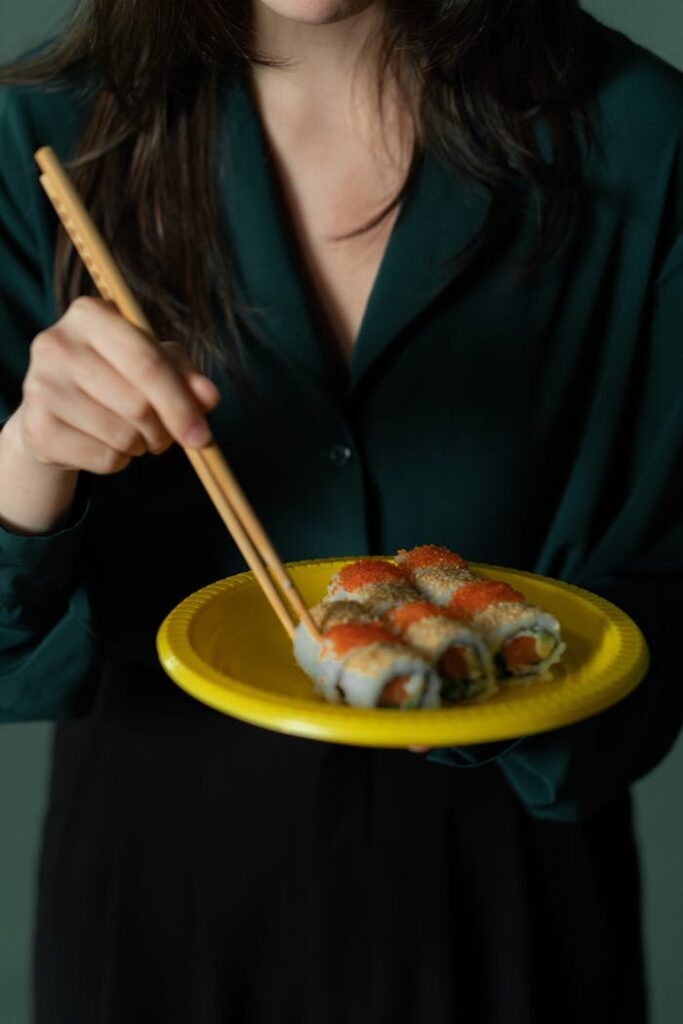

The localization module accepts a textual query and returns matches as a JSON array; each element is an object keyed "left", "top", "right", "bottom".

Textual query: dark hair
[{"left": 0, "top": 1, "right": 596, "bottom": 377}]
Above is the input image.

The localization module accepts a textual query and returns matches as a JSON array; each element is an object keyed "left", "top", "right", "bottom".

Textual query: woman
[{"left": 0, "top": 2, "right": 681, "bottom": 1021}]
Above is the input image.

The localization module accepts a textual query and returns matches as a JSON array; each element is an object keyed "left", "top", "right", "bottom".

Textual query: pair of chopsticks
[{"left": 33, "top": 146, "right": 321, "bottom": 644}]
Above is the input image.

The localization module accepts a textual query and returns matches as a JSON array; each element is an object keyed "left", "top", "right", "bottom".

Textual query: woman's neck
[{"left": 249, "top": 1, "right": 386, "bottom": 123}]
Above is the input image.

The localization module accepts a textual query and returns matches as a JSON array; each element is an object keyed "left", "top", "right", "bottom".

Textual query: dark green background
[{"left": 0, "top": 3, "right": 681, "bottom": 1022}]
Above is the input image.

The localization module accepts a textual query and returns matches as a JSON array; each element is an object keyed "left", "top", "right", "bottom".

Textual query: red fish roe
[
  {"left": 386, "top": 601, "right": 449, "bottom": 631},
  {"left": 397, "top": 545, "right": 468, "bottom": 572},
  {"left": 448, "top": 580, "right": 525, "bottom": 619},
  {"left": 335, "top": 559, "right": 407, "bottom": 592},
  {"left": 324, "top": 623, "right": 398, "bottom": 656}
]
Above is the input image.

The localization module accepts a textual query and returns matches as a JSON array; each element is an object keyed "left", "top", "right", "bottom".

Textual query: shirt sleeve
[
  {"left": 0, "top": 86, "right": 100, "bottom": 722},
  {"left": 428, "top": 229, "right": 683, "bottom": 822}
]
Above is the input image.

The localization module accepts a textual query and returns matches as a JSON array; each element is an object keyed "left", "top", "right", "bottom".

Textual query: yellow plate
[{"left": 156, "top": 558, "right": 649, "bottom": 748}]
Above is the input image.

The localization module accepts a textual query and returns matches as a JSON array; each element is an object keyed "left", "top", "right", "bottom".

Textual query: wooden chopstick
[
  {"left": 34, "top": 145, "right": 321, "bottom": 643},
  {"left": 183, "top": 446, "right": 297, "bottom": 639}
]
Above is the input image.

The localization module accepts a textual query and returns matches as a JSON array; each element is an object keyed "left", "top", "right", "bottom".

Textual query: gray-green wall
[{"left": 1, "top": 3, "right": 681, "bottom": 1022}]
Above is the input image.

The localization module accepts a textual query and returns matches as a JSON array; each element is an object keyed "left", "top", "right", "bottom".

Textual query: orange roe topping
[
  {"left": 386, "top": 601, "right": 450, "bottom": 631},
  {"left": 397, "top": 545, "right": 468, "bottom": 572},
  {"left": 448, "top": 580, "right": 525, "bottom": 619},
  {"left": 325, "top": 623, "right": 399, "bottom": 656},
  {"left": 503, "top": 635, "right": 541, "bottom": 670},
  {"left": 335, "top": 560, "right": 407, "bottom": 592}
]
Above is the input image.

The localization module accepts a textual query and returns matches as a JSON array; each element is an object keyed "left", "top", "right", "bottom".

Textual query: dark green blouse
[{"left": 1, "top": 14, "right": 681, "bottom": 826}]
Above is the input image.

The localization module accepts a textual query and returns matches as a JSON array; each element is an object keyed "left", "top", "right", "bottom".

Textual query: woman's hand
[
  {"left": 0, "top": 296, "right": 220, "bottom": 534},
  {"left": 15, "top": 295, "right": 220, "bottom": 472}
]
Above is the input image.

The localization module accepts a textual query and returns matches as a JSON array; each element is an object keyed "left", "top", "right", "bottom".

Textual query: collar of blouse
[{"left": 216, "top": 71, "right": 510, "bottom": 395}]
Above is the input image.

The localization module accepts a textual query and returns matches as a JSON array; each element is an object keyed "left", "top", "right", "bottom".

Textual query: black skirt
[{"left": 33, "top": 659, "right": 647, "bottom": 1023}]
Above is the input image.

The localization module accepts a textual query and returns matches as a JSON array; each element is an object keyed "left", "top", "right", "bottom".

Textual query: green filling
[
  {"left": 441, "top": 677, "right": 472, "bottom": 703},
  {"left": 535, "top": 629, "right": 557, "bottom": 659}
]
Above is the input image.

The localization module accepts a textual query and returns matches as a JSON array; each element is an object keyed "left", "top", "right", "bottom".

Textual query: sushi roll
[
  {"left": 293, "top": 604, "right": 371, "bottom": 703},
  {"left": 295, "top": 545, "right": 566, "bottom": 709},
  {"left": 447, "top": 580, "right": 566, "bottom": 682},
  {"left": 398, "top": 546, "right": 566, "bottom": 682},
  {"left": 293, "top": 600, "right": 378, "bottom": 703},
  {"left": 384, "top": 601, "right": 497, "bottom": 702},
  {"left": 396, "top": 545, "right": 479, "bottom": 606},
  {"left": 324, "top": 559, "right": 421, "bottom": 616},
  {"left": 294, "top": 620, "right": 441, "bottom": 709}
]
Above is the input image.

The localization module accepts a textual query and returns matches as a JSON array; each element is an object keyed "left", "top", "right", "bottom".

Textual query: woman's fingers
[
  {"left": 36, "top": 383, "right": 150, "bottom": 459},
  {"left": 65, "top": 341, "right": 174, "bottom": 453},
  {"left": 28, "top": 331, "right": 173, "bottom": 454},
  {"left": 408, "top": 746, "right": 430, "bottom": 753},
  {"left": 67, "top": 298, "right": 214, "bottom": 448},
  {"left": 19, "top": 296, "right": 222, "bottom": 475},
  {"left": 21, "top": 407, "right": 133, "bottom": 475},
  {"left": 185, "top": 372, "right": 222, "bottom": 410},
  {"left": 160, "top": 341, "right": 221, "bottom": 411}
]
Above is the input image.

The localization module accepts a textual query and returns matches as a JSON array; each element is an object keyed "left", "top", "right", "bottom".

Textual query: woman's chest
[
  {"left": 290, "top": 195, "right": 400, "bottom": 362},
  {"left": 261, "top": 125, "right": 410, "bottom": 361}
]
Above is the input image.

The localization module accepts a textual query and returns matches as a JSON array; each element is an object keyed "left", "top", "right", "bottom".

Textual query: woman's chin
[{"left": 255, "top": 0, "right": 376, "bottom": 26}]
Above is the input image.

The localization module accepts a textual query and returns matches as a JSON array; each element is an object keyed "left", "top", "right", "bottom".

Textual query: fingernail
[{"left": 185, "top": 422, "right": 212, "bottom": 448}]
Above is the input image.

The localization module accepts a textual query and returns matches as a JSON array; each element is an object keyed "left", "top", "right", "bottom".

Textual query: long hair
[{"left": 0, "top": 1, "right": 597, "bottom": 377}]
